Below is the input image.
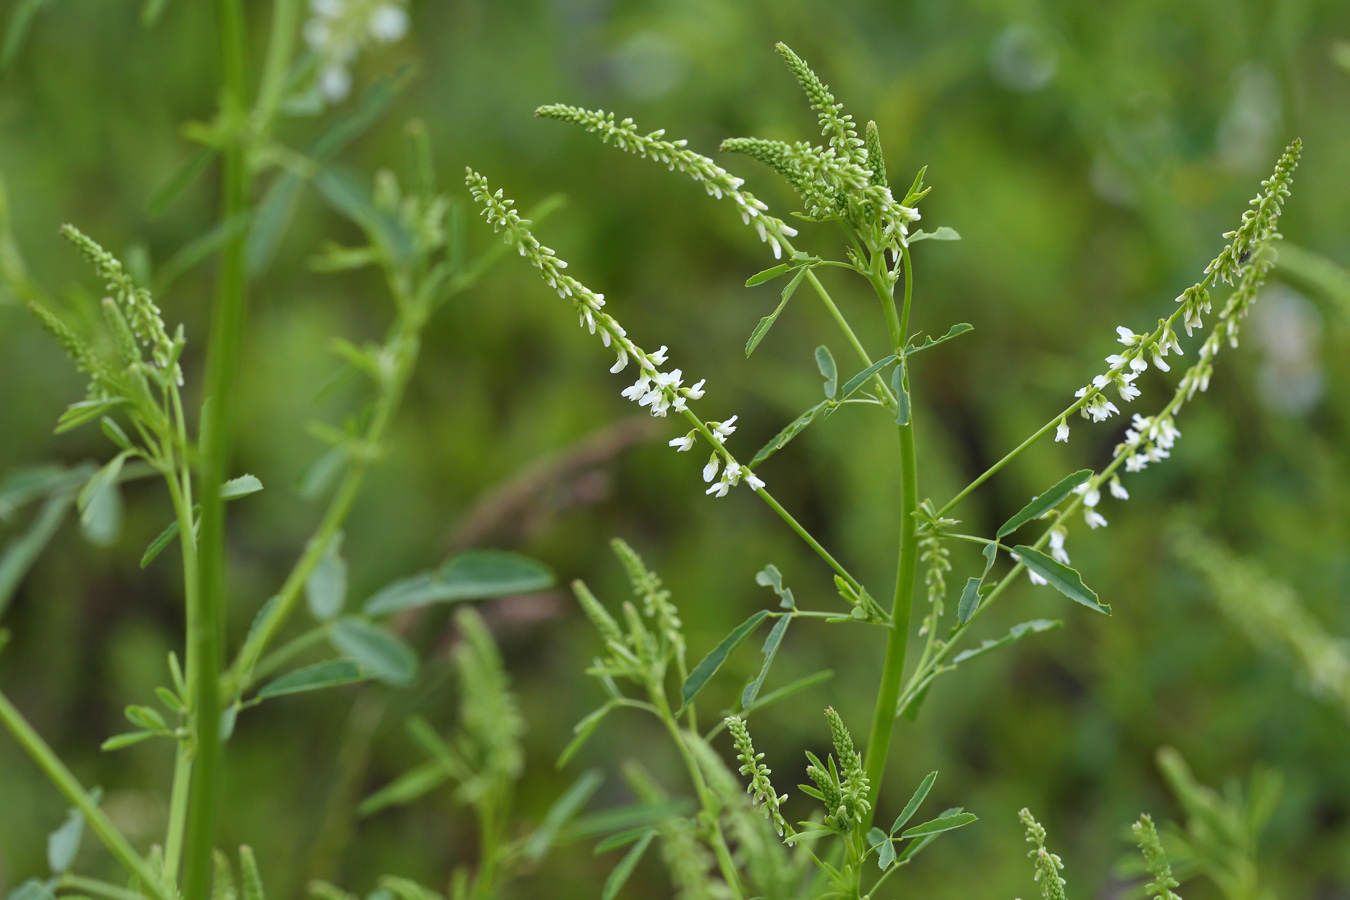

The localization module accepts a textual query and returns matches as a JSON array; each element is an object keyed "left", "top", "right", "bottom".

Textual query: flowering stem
[
  {"left": 861, "top": 245, "right": 918, "bottom": 824},
  {"left": 682, "top": 410, "right": 864, "bottom": 594},
  {"left": 183, "top": 0, "right": 249, "bottom": 894}
]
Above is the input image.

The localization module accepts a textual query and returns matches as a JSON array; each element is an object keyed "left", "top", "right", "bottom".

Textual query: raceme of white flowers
[
  {"left": 465, "top": 169, "right": 764, "bottom": 498},
  {"left": 303, "top": 0, "right": 410, "bottom": 103},
  {"left": 1026, "top": 139, "right": 1299, "bottom": 581}
]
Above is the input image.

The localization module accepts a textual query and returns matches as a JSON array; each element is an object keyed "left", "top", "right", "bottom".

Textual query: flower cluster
[
  {"left": 467, "top": 169, "right": 764, "bottom": 498},
  {"left": 60, "top": 224, "right": 183, "bottom": 387},
  {"left": 535, "top": 104, "right": 799, "bottom": 259},
  {"left": 726, "top": 716, "right": 789, "bottom": 836},
  {"left": 1019, "top": 808, "right": 1068, "bottom": 900},
  {"left": 303, "top": 0, "right": 409, "bottom": 103}
]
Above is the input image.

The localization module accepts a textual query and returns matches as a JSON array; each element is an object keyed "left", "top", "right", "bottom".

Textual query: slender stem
[
  {"left": 778, "top": 232, "right": 896, "bottom": 409},
  {"left": 754, "top": 487, "right": 862, "bottom": 593},
  {"left": 249, "top": 624, "right": 333, "bottom": 686},
  {"left": 679, "top": 410, "right": 864, "bottom": 594},
  {"left": 184, "top": 0, "right": 249, "bottom": 896},
  {"left": 861, "top": 247, "right": 919, "bottom": 824},
  {"left": 225, "top": 331, "right": 418, "bottom": 698},
  {"left": 162, "top": 727, "right": 194, "bottom": 887},
  {"left": 653, "top": 694, "right": 744, "bottom": 900},
  {"left": 253, "top": 0, "right": 301, "bottom": 137},
  {"left": 0, "top": 690, "right": 170, "bottom": 900},
  {"left": 161, "top": 458, "right": 199, "bottom": 887}
]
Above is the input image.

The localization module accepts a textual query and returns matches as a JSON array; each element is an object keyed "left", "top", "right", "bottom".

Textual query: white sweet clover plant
[
  {"left": 0, "top": 6, "right": 1306, "bottom": 899},
  {"left": 467, "top": 41, "right": 1300, "bottom": 900}
]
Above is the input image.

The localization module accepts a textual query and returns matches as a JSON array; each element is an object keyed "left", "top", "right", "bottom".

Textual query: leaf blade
[
  {"left": 997, "top": 470, "right": 1092, "bottom": 538},
  {"left": 679, "top": 610, "right": 770, "bottom": 711},
  {"left": 1012, "top": 546, "right": 1110, "bottom": 615}
]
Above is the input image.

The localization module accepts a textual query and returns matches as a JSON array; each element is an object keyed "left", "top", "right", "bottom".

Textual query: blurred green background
[{"left": 3, "top": 0, "right": 1350, "bottom": 897}]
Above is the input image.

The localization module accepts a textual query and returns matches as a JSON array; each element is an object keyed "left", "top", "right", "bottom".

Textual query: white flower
[
  {"left": 1116, "top": 326, "right": 1139, "bottom": 345},
  {"left": 1108, "top": 476, "right": 1129, "bottom": 500},
  {"left": 669, "top": 434, "right": 695, "bottom": 452},
  {"left": 703, "top": 456, "right": 720, "bottom": 483},
  {"left": 1028, "top": 569, "right": 1049, "bottom": 586},
  {"left": 745, "top": 471, "right": 766, "bottom": 490},
  {"left": 686, "top": 379, "right": 706, "bottom": 399},
  {"left": 1074, "top": 482, "right": 1100, "bottom": 508},
  {"left": 1116, "top": 379, "right": 1141, "bottom": 402},
  {"left": 1129, "top": 356, "right": 1148, "bottom": 373},
  {"left": 1048, "top": 526, "right": 1070, "bottom": 565},
  {"left": 1151, "top": 348, "right": 1171, "bottom": 372},
  {"left": 713, "top": 415, "right": 738, "bottom": 439},
  {"left": 622, "top": 373, "right": 651, "bottom": 402},
  {"left": 723, "top": 460, "right": 743, "bottom": 483},
  {"left": 368, "top": 4, "right": 408, "bottom": 42},
  {"left": 1084, "top": 509, "right": 1108, "bottom": 529},
  {"left": 1055, "top": 419, "right": 1070, "bottom": 442},
  {"left": 649, "top": 345, "right": 669, "bottom": 365},
  {"left": 610, "top": 348, "right": 629, "bottom": 373},
  {"left": 706, "top": 480, "right": 732, "bottom": 498}
]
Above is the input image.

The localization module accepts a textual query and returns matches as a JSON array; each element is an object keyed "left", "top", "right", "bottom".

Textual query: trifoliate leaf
[
  {"left": 329, "top": 618, "right": 417, "bottom": 686},
  {"left": 891, "top": 771, "right": 938, "bottom": 834},
  {"left": 745, "top": 266, "right": 806, "bottom": 356}
]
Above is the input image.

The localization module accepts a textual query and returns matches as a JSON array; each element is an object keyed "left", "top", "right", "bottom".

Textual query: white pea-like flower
[
  {"left": 669, "top": 434, "right": 695, "bottom": 452},
  {"left": 703, "top": 456, "right": 720, "bottom": 483},
  {"left": 1055, "top": 419, "right": 1070, "bottom": 442},
  {"left": 1048, "top": 526, "right": 1070, "bottom": 565}
]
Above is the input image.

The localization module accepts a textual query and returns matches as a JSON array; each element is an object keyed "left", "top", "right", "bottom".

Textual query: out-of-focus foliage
[{"left": 2, "top": 1, "right": 1350, "bottom": 898}]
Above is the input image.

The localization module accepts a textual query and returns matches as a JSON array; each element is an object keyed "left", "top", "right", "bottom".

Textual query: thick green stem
[
  {"left": 183, "top": 0, "right": 249, "bottom": 896},
  {"left": 162, "top": 740, "right": 194, "bottom": 887},
  {"left": 861, "top": 247, "right": 918, "bottom": 823},
  {"left": 0, "top": 690, "right": 170, "bottom": 900}
]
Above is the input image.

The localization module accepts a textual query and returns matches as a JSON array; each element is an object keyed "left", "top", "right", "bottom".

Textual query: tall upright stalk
[
  {"left": 182, "top": 0, "right": 249, "bottom": 895},
  {"left": 862, "top": 247, "right": 918, "bottom": 822}
]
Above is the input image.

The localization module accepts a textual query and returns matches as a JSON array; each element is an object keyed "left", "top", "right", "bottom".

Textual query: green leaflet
[
  {"left": 363, "top": 550, "right": 554, "bottom": 616},
  {"left": 523, "top": 769, "right": 604, "bottom": 862},
  {"left": 55, "top": 398, "right": 127, "bottom": 434},
  {"left": 140, "top": 476, "right": 265, "bottom": 568},
  {"left": 47, "top": 788, "right": 99, "bottom": 874},
  {"left": 1013, "top": 546, "right": 1110, "bottom": 614},
  {"left": 956, "top": 576, "right": 984, "bottom": 624},
  {"left": 306, "top": 533, "right": 347, "bottom": 621},
  {"left": 0, "top": 491, "right": 75, "bottom": 620},
  {"left": 748, "top": 401, "right": 827, "bottom": 469},
  {"left": 904, "top": 322, "right": 973, "bottom": 357},
  {"left": 601, "top": 829, "right": 654, "bottom": 900},
  {"left": 328, "top": 618, "right": 418, "bottom": 686},
  {"left": 255, "top": 659, "right": 368, "bottom": 700},
  {"left": 951, "top": 619, "right": 1063, "bottom": 664},
  {"left": 907, "top": 226, "right": 961, "bottom": 242},
  {"left": 557, "top": 702, "right": 617, "bottom": 769},
  {"left": 755, "top": 564, "right": 795, "bottom": 609},
  {"left": 679, "top": 609, "right": 771, "bottom": 712},
  {"left": 891, "top": 771, "right": 938, "bottom": 834},
  {"left": 815, "top": 345, "right": 837, "bottom": 398},
  {"left": 358, "top": 761, "right": 454, "bottom": 817},
  {"left": 77, "top": 451, "right": 130, "bottom": 547},
  {"left": 899, "top": 811, "right": 977, "bottom": 839},
  {"left": 148, "top": 146, "right": 216, "bottom": 216},
  {"left": 838, "top": 354, "right": 898, "bottom": 400},
  {"left": 997, "top": 470, "right": 1092, "bottom": 538},
  {"left": 892, "top": 360, "right": 910, "bottom": 425},
  {"left": 745, "top": 263, "right": 791, "bottom": 286},
  {"left": 741, "top": 614, "right": 791, "bottom": 709},
  {"left": 745, "top": 265, "right": 807, "bottom": 356}
]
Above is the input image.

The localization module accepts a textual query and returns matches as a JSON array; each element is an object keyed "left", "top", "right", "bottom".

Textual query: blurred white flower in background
[
  {"left": 989, "top": 24, "right": 1058, "bottom": 92},
  {"left": 1253, "top": 284, "right": 1323, "bottom": 415},
  {"left": 304, "top": 0, "right": 410, "bottom": 104}
]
